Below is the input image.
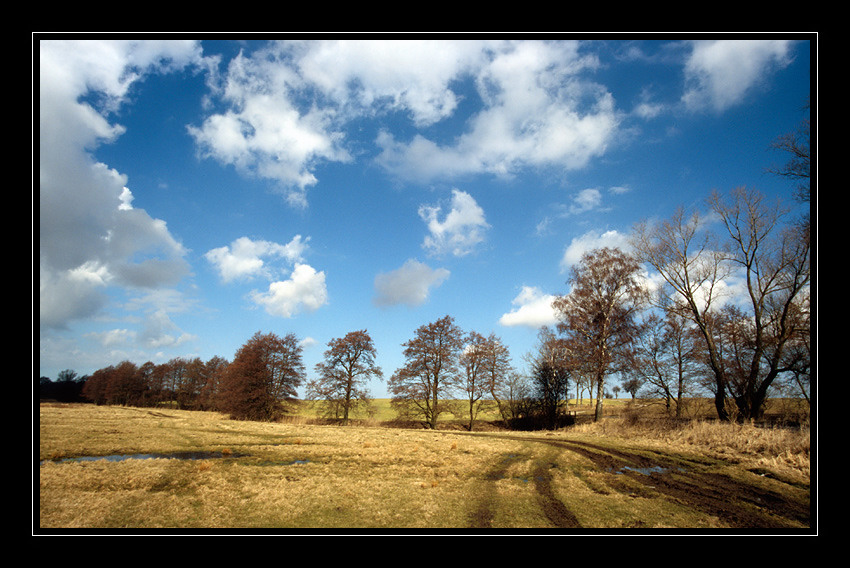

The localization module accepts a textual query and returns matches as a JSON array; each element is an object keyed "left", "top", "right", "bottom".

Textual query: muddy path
[
  {"left": 465, "top": 433, "right": 810, "bottom": 530},
  {"left": 470, "top": 449, "right": 581, "bottom": 529}
]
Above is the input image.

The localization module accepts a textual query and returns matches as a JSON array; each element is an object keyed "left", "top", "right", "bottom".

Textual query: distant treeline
[
  {"left": 39, "top": 372, "right": 87, "bottom": 403},
  {"left": 41, "top": 355, "right": 231, "bottom": 412}
]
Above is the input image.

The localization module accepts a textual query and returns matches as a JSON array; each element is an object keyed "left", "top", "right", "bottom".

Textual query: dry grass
[
  {"left": 570, "top": 414, "right": 811, "bottom": 483},
  {"left": 37, "top": 402, "right": 811, "bottom": 531}
]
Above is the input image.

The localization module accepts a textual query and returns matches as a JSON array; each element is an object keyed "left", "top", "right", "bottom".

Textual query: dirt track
[{"left": 466, "top": 433, "right": 810, "bottom": 530}]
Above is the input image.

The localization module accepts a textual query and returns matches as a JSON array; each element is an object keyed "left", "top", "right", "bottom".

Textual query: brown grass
[
  {"left": 37, "top": 402, "right": 811, "bottom": 530},
  {"left": 570, "top": 414, "right": 810, "bottom": 483}
]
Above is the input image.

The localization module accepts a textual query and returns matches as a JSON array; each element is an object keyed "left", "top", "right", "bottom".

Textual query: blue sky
[{"left": 38, "top": 36, "right": 813, "bottom": 398}]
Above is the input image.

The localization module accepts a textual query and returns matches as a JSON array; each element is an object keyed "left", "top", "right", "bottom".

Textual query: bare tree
[
  {"left": 632, "top": 188, "right": 810, "bottom": 421},
  {"left": 198, "top": 356, "right": 229, "bottom": 411},
  {"left": 707, "top": 188, "right": 810, "bottom": 420},
  {"left": 527, "top": 328, "right": 571, "bottom": 429},
  {"left": 459, "top": 331, "right": 489, "bottom": 431},
  {"left": 629, "top": 311, "right": 702, "bottom": 418},
  {"left": 389, "top": 315, "right": 464, "bottom": 429},
  {"left": 501, "top": 370, "right": 533, "bottom": 424},
  {"left": 478, "top": 332, "right": 515, "bottom": 424},
  {"left": 631, "top": 208, "right": 734, "bottom": 420},
  {"left": 553, "top": 248, "right": 647, "bottom": 422},
  {"left": 768, "top": 101, "right": 810, "bottom": 205},
  {"left": 307, "top": 330, "right": 383, "bottom": 425},
  {"left": 176, "top": 357, "right": 205, "bottom": 410}
]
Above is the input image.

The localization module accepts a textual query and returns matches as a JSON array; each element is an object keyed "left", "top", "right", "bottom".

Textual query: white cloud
[
  {"left": 188, "top": 39, "right": 482, "bottom": 196},
  {"left": 560, "top": 229, "right": 632, "bottom": 272},
  {"left": 376, "top": 40, "right": 618, "bottom": 183},
  {"left": 250, "top": 263, "right": 328, "bottom": 318},
  {"left": 293, "top": 39, "right": 488, "bottom": 127},
  {"left": 190, "top": 40, "right": 619, "bottom": 197},
  {"left": 206, "top": 234, "right": 327, "bottom": 319},
  {"left": 187, "top": 73, "right": 350, "bottom": 207},
  {"left": 39, "top": 263, "right": 110, "bottom": 330},
  {"left": 39, "top": 39, "right": 202, "bottom": 331},
  {"left": 373, "top": 259, "right": 450, "bottom": 307},
  {"left": 499, "top": 286, "right": 559, "bottom": 328},
  {"left": 682, "top": 39, "right": 793, "bottom": 112},
  {"left": 419, "top": 189, "right": 489, "bottom": 257},
  {"left": 86, "top": 328, "right": 135, "bottom": 348},
  {"left": 569, "top": 188, "right": 603, "bottom": 214},
  {"left": 536, "top": 186, "right": 627, "bottom": 236},
  {"left": 205, "top": 235, "right": 308, "bottom": 283}
]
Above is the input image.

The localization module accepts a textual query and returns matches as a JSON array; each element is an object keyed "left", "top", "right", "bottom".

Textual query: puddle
[
  {"left": 247, "top": 458, "right": 311, "bottom": 467},
  {"left": 41, "top": 450, "right": 246, "bottom": 465},
  {"left": 610, "top": 464, "right": 684, "bottom": 476}
]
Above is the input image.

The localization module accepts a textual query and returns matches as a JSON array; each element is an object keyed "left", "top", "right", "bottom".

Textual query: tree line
[
  {"left": 40, "top": 184, "right": 809, "bottom": 428},
  {"left": 40, "top": 112, "right": 811, "bottom": 427},
  {"left": 39, "top": 187, "right": 811, "bottom": 428}
]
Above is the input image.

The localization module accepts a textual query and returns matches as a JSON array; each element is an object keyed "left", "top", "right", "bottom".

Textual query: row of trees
[
  {"left": 70, "top": 332, "right": 305, "bottom": 421},
  {"left": 541, "top": 107, "right": 811, "bottom": 423},
  {"left": 631, "top": 187, "right": 810, "bottom": 421},
  {"left": 533, "top": 187, "right": 810, "bottom": 425},
  {"left": 380, "top": 107, "right": 811, "bottom": 426},
  {"left": 41, "top": 183, "right": 810, "bottom": 427},
  {"left": 76, "top": 354, "right": 230, "bottom": 412},
  {"left": 387, "top": 316, "right": 520, "bottom": 430},
  {"left": 42, "top": 107, "right": 811, "bottom": 427},
  {"left": 40, "top": 318, "right": 569, "bottom": 430}
]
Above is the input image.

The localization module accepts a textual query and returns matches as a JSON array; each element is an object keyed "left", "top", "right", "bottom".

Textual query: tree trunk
[{"left": 594, "top": 374, "right": 604, "bottom": 422}]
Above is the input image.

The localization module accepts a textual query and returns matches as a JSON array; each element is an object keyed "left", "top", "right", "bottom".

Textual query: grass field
[{"left": 36, "top": 401, "right": 811, "bottom": 532}]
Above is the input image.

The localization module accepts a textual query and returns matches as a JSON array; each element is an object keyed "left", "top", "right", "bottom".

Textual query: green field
[{"left": 37, "top": 402, "right": 811, "bottom": 532}]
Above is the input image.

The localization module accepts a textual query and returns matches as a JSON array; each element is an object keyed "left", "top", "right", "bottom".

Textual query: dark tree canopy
[
  {"left": 528, "top": 328, "right": 572, "bottom": 429},
  {"left": 219, "top": 331, "right": 305, "bottom": 421}
]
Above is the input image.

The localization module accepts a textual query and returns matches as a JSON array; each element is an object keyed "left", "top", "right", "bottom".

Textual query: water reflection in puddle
[
  {"left": 247, "top": 458, "right": 311, "bottom": 467},
  {"left": 41, "top": 451, "right": 245, "bottom": 464},
  {"left": 611, "top": 464, "right": 684, "bottom": 476}
]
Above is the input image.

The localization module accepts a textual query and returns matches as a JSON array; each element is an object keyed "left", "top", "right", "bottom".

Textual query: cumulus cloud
[
  {"left": 499, "top": 286, "right": 559, "bottom": 328},
  {"left": 39, "top": 39, "right": 202, "bottom": 333},
  {"left": 373, "top": 259, "right": 450, "bottom": 307},
  {"left": 292, "top": 39, "right": 488, "bottom": 127},
  {"left": 250, "top": 264, "right": 329, "bottom": 318},
  {"left": 187, "top": 40, "right": 486, "bottom": 206},
  {"left": 419, "top": 189, "right": 489, "bottom": 257},
  {"left": 205, "top": 235, "right": 308, "bottom": 283},
  {"left": 682, "top": 39, "right": 793, "bottom": 112},
  {"left": 205, "top": 235, "right": 327, "bottom": 319},
  {"left": 560, "top": 229, "right": 632, "bottom": 272},
  {"left": 186, "top": 49, "right": 352, "bottom": 208},
  {"left": 39, "top": 263, "right": 110, "bottom": 330},
  {"left": 376, "top": 40, "right": 618, "bottom": 183},
  {"left": 189, "top": 40, "right": 620, "bottom": 199},
  {"left": 181, "top": 40, "right": 794, "bottom": 210}
]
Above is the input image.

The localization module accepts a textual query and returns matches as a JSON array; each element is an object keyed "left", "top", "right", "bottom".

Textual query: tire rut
[
  {"left": 470, "top": 451, "right": 581, "bottom": 529},
  {"left": 466, "top": 433, "right": 809, "bottom": 530}
]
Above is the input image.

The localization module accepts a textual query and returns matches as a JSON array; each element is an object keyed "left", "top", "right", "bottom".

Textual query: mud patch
[{"left": 465, "top": 432, "right": 810, "bottom": 529}]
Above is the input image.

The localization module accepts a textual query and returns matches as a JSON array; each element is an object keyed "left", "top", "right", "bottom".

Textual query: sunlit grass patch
[{"left": 38, "top": 403, "right": 810, "bottom": 531}]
